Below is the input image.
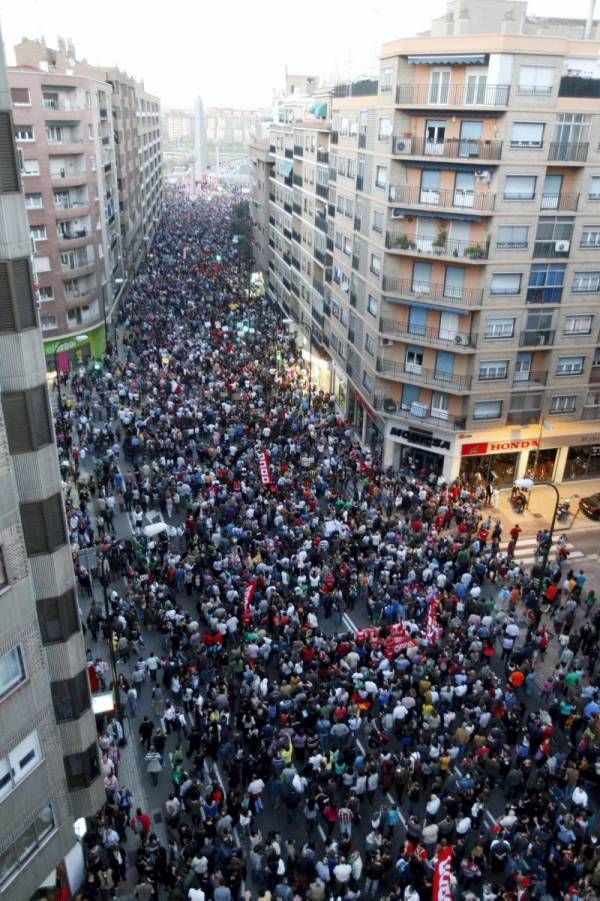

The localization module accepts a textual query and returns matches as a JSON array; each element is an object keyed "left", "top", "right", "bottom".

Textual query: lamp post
[
  {"left": 514, "top": 477, "right": 560, "bottom": 606},
  {"left": 53, "top": 333, "right": 88, "bottom": 435}
]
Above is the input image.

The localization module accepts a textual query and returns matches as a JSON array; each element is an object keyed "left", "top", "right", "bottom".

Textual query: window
[
  {"left": 556, "top": 355, "right": 584, "bottom": 376},
  {"left": 362, "top": 371, "right": 373, "bottom": 392},
  {"left": 372, "top": 210, "right": 384, "bottom": 234},
  {"left": 572, "top": 271, "right": 600, "bottom": 293},
  {"left": 63, "top": 743, "right": 100, "bottom": 790},
  {"left": 51, "top": 669, "right": 91, "bottom": 722},
  {"left": 22, "top": 159, "right": 39, "bottom": 177},
  {"left": 10, "top": 87, "right": 30, "bottom": 106},
  {"left": 342, "top": 236, "right": 352, "bottom": 256},
  {"left": 378, "top": 118, "right": 392, "bottom": 139},
  {"left": 581, "top": 228, "right": 600, "bottom": 248},
  {"left": 0, "top": 731, "right": 42, "bottom": 802},
  {"left": 30, "top": 225, "right": 47, "bottom": 242},
  {"left": 589, "top": 176, "right": 600, "bottom": 200},
  {"left": 0, "top": 259, "right": 37, "bottom": 333},
  {"left": 370, "top": 253, "right": 381, "bottom": 276},
  {"left": 24, "top": 193, "right": 43, "bottom": 209},
  {"left": 0, "top": 803, "right": 55, "bottom": 887},
  {"left": 1, "top": 385, "right": 53, "bottom": 454},
  {"left": 20, "top": 494, "right": 67, "bottom": 556},
  {"left": 365, "top": 334, "right": 375, "bottom": 356},
  {"left": 37, "top": 286, "right": 54, "bottom": 302},
  {"left": 0, "top": 646, "right": 26, "bottom": 701},
  {"left": 527, "top": 263, "right": 565, "bottom": 303},
  {"left": 550, "top": 395, "right": 577, "bottom": 414},
  {"left": 473, "top": 400, "right": 503, "bottom": 420},
  {"left": 367, "top": 294, "right": 378, "bottom": 317},
  {"left": 511, "top": 122, "right": 544, "bottom": 148},
  {"left": 40, "top": 315, "right": 57, "bottom": 331},
  {"left": 0, "top": 548, "right": 6, "bottom": 590},
  {"left": 497, "top": 226, "right": 529, "bottom": 250},
  {"left": 380, "top": 68, "right": 393, "bottom": 92},
  {"left": 479, "top": 360, "right": 508, "bottom": 380},
  {"left": 33, "top": 256, "right": 51, "bottom": 274},
  {"left": 490, "top": 272, "right": 522, "bottom": 295},
  {"left": 14, "top": 126, "right": 34, "bottom": 142},
  {"left": 484, "top": 317, "right": 515, "bottom": 339},
  {"left": 564, "top": 314, "right": 592, "bottom": 335},
  {"left": 375, "top": 166, "right": 387, "bottom": 189},
  {"left": 37, "top": 589, "right": 80, "bottom": 644},
  {"left": 504, "top": 175, "right": 536, "bottom": 200},
  {"left": 518, "top": 66, "right": 554, "bottom": 95}
]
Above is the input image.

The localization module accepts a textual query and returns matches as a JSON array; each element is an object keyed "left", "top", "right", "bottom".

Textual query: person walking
[{"left": 144, "top": 745, "right": 163, "bottom": 786}]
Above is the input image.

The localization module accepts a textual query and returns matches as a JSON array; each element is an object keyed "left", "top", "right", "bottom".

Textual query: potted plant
[
  {"left": 433, "top": 226, "right": 448, "bottom": 253},
  {"left": 465, "top": 244, "right": 486, "bottom": 259}
]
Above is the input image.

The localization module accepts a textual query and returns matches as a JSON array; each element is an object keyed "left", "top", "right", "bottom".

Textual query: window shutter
[
  {"left": 1, "top": 392, "right": 31, "bottom": 453},
  {"left": 0, "top": 263, "right": 16, "bottom": 333},
  {"left": 19, "top": 501, "right": 46, "bottom": 556},
  {"left": 30, "top": 385, "right": 52, "bottom": 448},
  {"left": 51, "top": 669, "right": 91, "bottom": 722},
  {"left": 43, "top": 495, "right": 67, "bottom": 551},
  {"left": 37, "top": 588, "right": 80, "bottom": 644},
  {"left": 12, "top": 259, "right": 36, "bottom": 329},
  {"left": 0, "top": 112, "right": 19, "bottom": 193}
]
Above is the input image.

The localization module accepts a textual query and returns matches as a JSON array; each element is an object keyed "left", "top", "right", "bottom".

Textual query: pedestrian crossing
[{"left": 511, "top": 536, "right": 585, "bottom": 567}]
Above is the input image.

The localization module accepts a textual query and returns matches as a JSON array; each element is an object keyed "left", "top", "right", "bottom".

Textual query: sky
[{"left": 0, "top": 0, "right": 595, "bottom": 110}]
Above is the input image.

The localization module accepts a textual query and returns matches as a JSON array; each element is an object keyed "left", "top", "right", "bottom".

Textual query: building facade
[
  {"left": 12, "top": 37, "right": 163, "bottom": 359},
  {"left": 258, "top": 0, "right": 600, "bottom": 486},
  {"left": 0, "top": 29, "right": 103, "bottom": 898},
  {"left": 163, "top": 108, "right": 194, "bottom": 144},
  {"left": 249, "top": 139, "right": 273, "bottom": 276}
]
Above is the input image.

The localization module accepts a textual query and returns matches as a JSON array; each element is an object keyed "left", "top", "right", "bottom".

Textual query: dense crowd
[{"left": 56, "top": 187, "right": 600, "bottom": 901}]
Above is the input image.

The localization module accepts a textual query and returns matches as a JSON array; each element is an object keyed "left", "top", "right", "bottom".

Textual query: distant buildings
[{"left": 10, "top": 37, "right": 163, "bottom": 363}]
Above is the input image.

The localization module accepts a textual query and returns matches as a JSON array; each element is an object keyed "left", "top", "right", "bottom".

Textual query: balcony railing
[
  {"left": 377, "top": 358, "right": 472, "bottom": 390},
  {"left": 512, "top": 371, "right": 548, "bottom": 388},
  {"left": 317, "top": 149, "right": 329, "bottom": 164},
  {"left": 506, "top": 409, "right": 542, "bottom": 425},
  {"left": 540, "top": 193, "right": 579, "bottom": 211},
  {"left": 358, "top": 131, "right": 367, "bottom": 149},
  {"left": 386, "top": 231, "right": 489, "bottom": 260},
  {"left": 380, "top": 318, "right": 477, "bottom": 349},
  {"left": 316, "top": 183, "right": 328, "bottom": 199},
  {"left": 396, "top": 83, "right": 510, "bottom": 107},
  {"left": 548, "top": 141, "right": 589, "bottom": 162},
  {"left": 293, "top": 145, "right": 303, "bottom": 157},
  {"left": 43, "top": 98, "right": 81, "bottom": 111},
  {"left": 582, "top": 406, "right": 600, "bottom": 420},
  {"left": 388, "top": 183, "right": 496, "bottom": 211},
  {"left": 284, "top": 148, "right": 293, "bottom": 159},
  {"left": 292, "top": 175, "right": 303, "bottom": 187},
  {"left": 382, "top": 276, "right": 483, "bottom": 307},
  {"left": 525, "top": 287, "right": 563, "bottom": 304},
  {"left": 356, "top": 175, "right": 364, "bottom": 191},
  {"left": 332, "top": 79, "right": 379, "bottom": 98},
  {"left": 532, "top": 240, "right": 571, "bottom": 259},
  {"left": 519, "top": 329, "right": 555, "bottom": 347},
  {"left": 328, "top": 167, "right": 337, "bottom": 182},
  {"left": 58, "top": 228, "right": 89, "bottom": 241},
  {"left": 373, "top": 395, "right": 467, "bottom": 430},
  {"left": 590, "top": 368, "right": 600, "bottom": 384},
  {"left": 315, "top": 215, "right": 327, "bottom": 233},
  {"left": 391, "top": 135, "right": 503, "bottom": 160}
]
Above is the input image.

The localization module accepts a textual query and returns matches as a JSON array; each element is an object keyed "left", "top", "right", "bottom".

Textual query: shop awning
[
  {"left": 391, "top": 206, "right": 481, "bottom": 222},
  {"left": 407, "top": 54, "right": 486, "bottom": 65},
  {"left": 280, "top": 160, "right": 293, "bottom": 176}
]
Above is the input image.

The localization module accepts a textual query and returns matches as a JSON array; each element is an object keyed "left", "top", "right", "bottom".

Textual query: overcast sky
[{"left": 0, "top": 0, "right": 595, "bottom": 109}]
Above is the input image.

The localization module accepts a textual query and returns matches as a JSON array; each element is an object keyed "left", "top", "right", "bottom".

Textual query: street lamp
[
  {"left": 54, "top": 334, "right": 88, "bottom": 434},
  {"left": 514, "top": 477, "right": 560, "bottom": 606}
]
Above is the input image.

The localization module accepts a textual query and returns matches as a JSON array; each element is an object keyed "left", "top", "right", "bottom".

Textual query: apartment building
[
  {"left": 259, "top": 0, "right": 600, "bottom": 485},
  {"left": 249, "top": 138, "right": 273, "bottom": 275},
  {"left": 0, "top": 29, "right": 103, "bottom": 897},
  {"left": 13, "top": 38, "right": 163, "bottom": 356},
  {"left": 163, "top": 108, "right": 194, "bottom": 144}
]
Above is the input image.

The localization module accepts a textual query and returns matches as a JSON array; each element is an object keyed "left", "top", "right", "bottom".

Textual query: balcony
[
  {"left": 352, "top": 254, "right": 360, "bottom": 270},
  {"left": 395, "top": 83, "right": 510, "bottom": 107},
  {"left": 314, "top": 247, "right": 326, "bottom": 264},
  {"left": 292, "top": 230, "right": 301, "bottom": 244},
  {"left": 284, "top": 148, "right": 293, "bottom": 159},
  {"left": 532, "top": 240, "right": 571, "bottom": 260},
  {"left": 519, "top": 329, "right": 555, "bottom": 347},
  {"left": 385, "top": 231, "right": 489, "bottom": 261},
  {"left": 388, "top": 183, "right": 496, "bottom": 212},
  {"left": 382, "top": 276, "right": 483, "bottom": 308},
  {"left": 590, "top": 368, "right": 600, "bottom": 384},
  {"left": 293, "top": 202, "right": 302, "bottom": 214},
  {"left": 332, "top": 79, "right": 379, "bottom": 98},
  {"left": 373, "top": 395, "right": 466, "bottom": 430},
  {"left": 548, "top": 142, "right": 588, "bottom": 163},
  {"left": 293, "top": 174, "right": 303, "bottom": 187},
  {"left": 283, "top": 227, "right": 292, "bottom": 240},
  {"left": 391, "top": 136, "right": 503, "bottom": 161},
  {"left": 283, "top": 202, "right": 292, "bottom": 214},
  {"left": 582, "top": 406, "right": 600, "bottom": 420},
  {"left": 328, "top": 204, "right": 336, "bottom": 218},
  {"left": 269, "top": 144, "right": 276, "bottom": 154},
  {"left": 512, "top": 371, "right": 548, "bottom": 388},
  {"left": 380, "top": 318, "right": 477, "bottom": 350},
  {"left": 356, "top": 175, "right": 364, "bottom": 191},
  {"left": 316, "top": 183, "right": 328, "bottom": 199},
  {"left": 315, "top": 215, "right": 327, "bottom": 233},
  {"left": 58, "top": 228, "right": 89, "bottom": 242},
  {"left": 328, "top": 167, "right": 337, "bottom": 183},
  {"left": 377, "top": 358, "right": 472, "bottom": 391},
  {"left": 358, "top": 131, "right": 367, "bottom": 149},
  {"left": 50, "top": 168, "right": 86, "bottom": 184},
  {"left": 540, "top": 193, "right": 579, "bottom": 211},
  {"left": 506, "top": 409, "right": 542, "bottom": 425},
  {"left": 317, "top": 149, "right": 329, "bottom": 164},
  {"left": 293, "top": 145, "right": 304, "bottom": 157},
  {"left": 525, "top": 287, "right": 563, "bottom": 304},
  {"left": 331, "top": 131, "right": 338, "bottom": 145},
  {"left": 350, "top": 290, "right": 357, "bottom": 307}
]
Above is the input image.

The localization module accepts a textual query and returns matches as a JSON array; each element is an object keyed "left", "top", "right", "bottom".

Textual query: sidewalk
[{"left": 493, "top": 477, "right": 600, "bottom": 536}]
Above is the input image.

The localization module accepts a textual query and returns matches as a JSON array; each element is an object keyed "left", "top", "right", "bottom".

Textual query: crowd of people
[{"left": 56, "top": 186, "right": 600, "bottom": 901}]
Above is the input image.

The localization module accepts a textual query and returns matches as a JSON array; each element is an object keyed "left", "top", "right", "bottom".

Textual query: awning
[
  {"left": 280, "top": 160, "right": 293, "bottom": 176},
  {"left": 407, "top": 54, "right": 486, "bottom": 65},
  {"left": 405, "top": 159, "right": 499, "bottom": 172},
  {"left": 391, "top": 206, "right": 481, "bottom": 222}
]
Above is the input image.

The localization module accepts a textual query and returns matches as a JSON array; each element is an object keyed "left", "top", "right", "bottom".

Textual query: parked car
[{"left": 579, "top": 493, "right": 600, "bottom": 519}]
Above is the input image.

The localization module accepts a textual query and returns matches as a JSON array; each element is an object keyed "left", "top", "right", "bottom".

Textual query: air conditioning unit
[
  {"left": 393, "top": 138, "right": 411, "bottom": 154},
  {"left": 391, "top": 209, "right": 405, "bottom": 220},
  {"left": 455, "top": 334, "right": 467, "bottom": 345},
  {"left": 555, "top": 240, "right": 570, "bottom": 252},
  {"left": 381, "top": 338, "right": 393, "bottom": 347},
  {"left": 475, "top": 170, "right": 491, "bottom": 183}
]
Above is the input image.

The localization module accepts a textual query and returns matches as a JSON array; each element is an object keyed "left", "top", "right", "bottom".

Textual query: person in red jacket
[{"left": 130, "top": 807, "right": 151, "bottom": 838}]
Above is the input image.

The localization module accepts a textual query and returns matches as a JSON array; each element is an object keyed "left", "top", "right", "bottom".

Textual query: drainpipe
[{"left": 585, "top": 0, "right": 596, "bottom": 38}]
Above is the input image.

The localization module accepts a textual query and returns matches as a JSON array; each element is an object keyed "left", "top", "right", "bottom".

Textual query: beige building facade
[{"left": 258, "top": 0, "right": 600, "bottom": 486}]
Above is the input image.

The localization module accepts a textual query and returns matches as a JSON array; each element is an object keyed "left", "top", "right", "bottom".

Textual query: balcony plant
[
  {"left": 432, "top": 226, "right": 448, "bottom": 253},
  {"left": 465, "top": 243, "right": 486, "bottom": 258},
  {"left": 393, "top": 234, "right": 416, "bottom": 249}
]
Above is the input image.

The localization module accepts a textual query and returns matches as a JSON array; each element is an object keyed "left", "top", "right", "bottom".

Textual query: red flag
[
  {"left": 242, "top": 581, "right": 256, "bottom": 624},
  {"left": 258, "top": 450, "right": 272, "bottom": 486},
  {"left": 432, "top": 846, "right": 453, "bottom": 900}
]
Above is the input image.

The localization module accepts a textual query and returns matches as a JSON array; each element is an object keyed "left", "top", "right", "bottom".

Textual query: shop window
[{"left": 565, "top": 444, "right": 600, "bottom": 480}]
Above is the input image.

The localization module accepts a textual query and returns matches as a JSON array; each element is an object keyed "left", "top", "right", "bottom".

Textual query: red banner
[
  {"left": 355, "top": 623, "right": 419, "bottom": 658},
  {"left": 432, "top": 846, "right": 453, "bottom": 901},
  {"left": 242, "top": 581, "right": 256, "bottom": 624},
  {"left": 258, "top": 450, "right": 272, "bottom": 486}
]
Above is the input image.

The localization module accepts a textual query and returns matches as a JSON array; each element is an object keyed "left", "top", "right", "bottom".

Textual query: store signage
[
  {"left": 461, "top": 438, "right": 538, "bottom": 456},
  {"left": 390, "top": 427, "right": 451, "bottom": 451},
  {"left": 542, "top": 432, "right": 600, "bottom": 449}
]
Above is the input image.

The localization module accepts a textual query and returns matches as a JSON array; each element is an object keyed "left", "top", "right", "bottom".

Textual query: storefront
[
  {"left": 386, "top": 424, "right": 451, "bottom": 478},
  {"left": 525, "top": 447, "right": 558, "bottom": 482},
  {"left": 459, "top": 438, "right": 540, "bottom": 487},
  {"left": 564, "top": 443, "right": 600, "bottom": 480}
]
